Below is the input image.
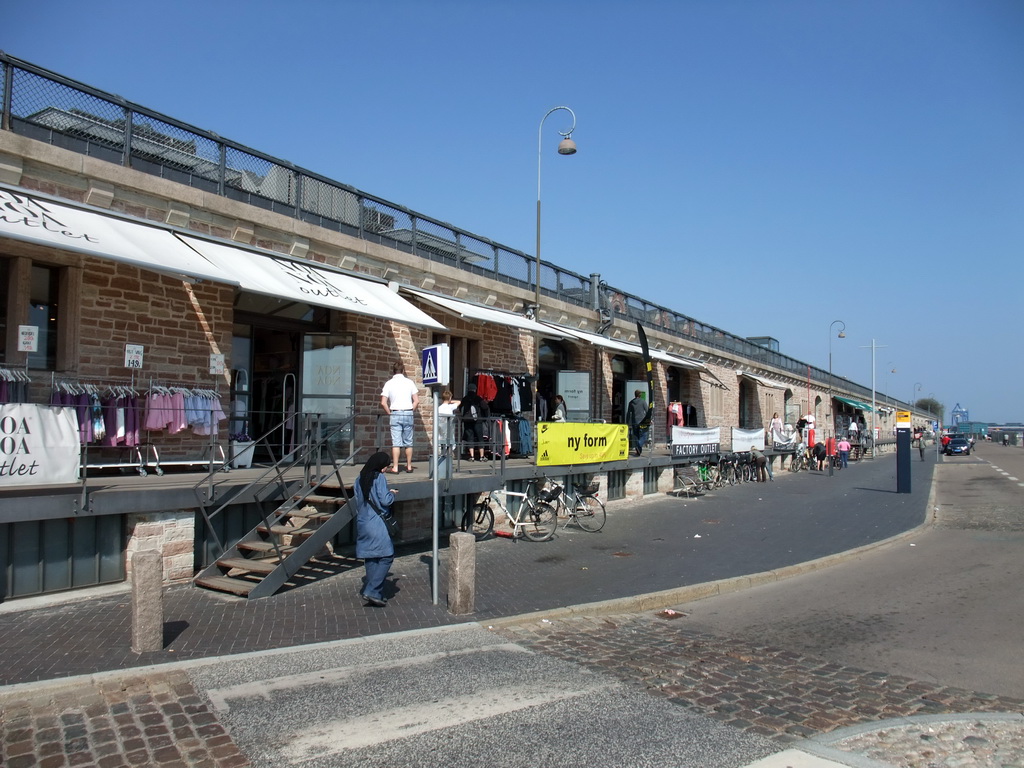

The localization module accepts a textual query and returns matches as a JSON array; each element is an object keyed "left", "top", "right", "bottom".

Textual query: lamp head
[
  {"left": 557, "top": 137, "right": 577, "bottom": 155},
  {"left": 837, "top": 330, "right": 846, "bottom": 339}
]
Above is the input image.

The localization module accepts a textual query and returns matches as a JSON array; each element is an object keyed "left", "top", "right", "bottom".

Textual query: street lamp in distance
[{"left": 534, "top": 106, "right": 577, "bottom": 317}]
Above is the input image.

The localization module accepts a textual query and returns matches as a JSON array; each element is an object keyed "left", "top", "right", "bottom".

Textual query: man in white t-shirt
[{"left": 380, "top": 361, "right": 420, "bottom": 473}]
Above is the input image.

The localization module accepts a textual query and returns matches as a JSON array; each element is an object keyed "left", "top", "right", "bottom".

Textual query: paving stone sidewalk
[
  {"left": 0, "top": 671, "right": 249, "bottom": 768},
  {"left": 494, "top": 612, "right": 1024, "bottom": 766}
]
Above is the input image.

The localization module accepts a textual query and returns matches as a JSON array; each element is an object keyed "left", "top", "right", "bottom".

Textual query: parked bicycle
[
  {"left": 460, "top": 478, "right": 560, "bottom": 542},
  {"left": 718, "top": 453, "right": 740, "bottom": 486},
  {"left": 695, "top": 456, "right": 722, "bottom": 491},
  {"left": 555, "top": 479, "right": 607, "bottom": 532}
]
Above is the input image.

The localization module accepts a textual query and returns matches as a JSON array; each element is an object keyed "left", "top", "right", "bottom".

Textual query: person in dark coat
[
  {"left": 812, "top": 441, "right": 827, "bottom": 471},
  {"left": 459, "top": 383, "right": 490, "bottom": 461},
  {"left": 353, "top": 451, "right": 397, "bottom": 606}
]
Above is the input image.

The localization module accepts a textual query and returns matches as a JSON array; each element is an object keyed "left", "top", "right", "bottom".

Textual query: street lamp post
[
  {"left": 828, "top": 320, "right": 846, "bottom": 477},
  {"left": 535, "top": 106, "right": 577, "bottom": 316}
]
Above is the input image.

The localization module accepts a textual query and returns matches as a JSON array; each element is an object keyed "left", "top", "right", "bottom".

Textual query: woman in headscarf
[{"left": 353, "top": 451, "right": 397, "bottom": 606}]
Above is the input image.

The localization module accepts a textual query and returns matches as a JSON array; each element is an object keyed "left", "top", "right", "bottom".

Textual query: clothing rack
[
  {"left": 144, "top": 377, "right": 227, "bottom": 474},
  {"left": 50, "top": 373, "right": 152, "bottom": 476},
  {"left": 0, "top": 364, "right": 32, "bottom": 405}
]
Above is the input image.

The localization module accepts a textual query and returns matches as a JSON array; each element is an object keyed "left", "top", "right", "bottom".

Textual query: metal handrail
[{"left": 0, "top": 51, "right": 905, "bottom": 409}]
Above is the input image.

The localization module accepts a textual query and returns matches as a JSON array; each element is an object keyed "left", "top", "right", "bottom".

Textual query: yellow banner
[{"left": 536, "top": 422, "right": 629, "bottom": 466}]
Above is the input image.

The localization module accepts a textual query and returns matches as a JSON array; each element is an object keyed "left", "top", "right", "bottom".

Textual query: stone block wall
[{"left": 126, "top": 511, "right": 196, "bottom": 583}]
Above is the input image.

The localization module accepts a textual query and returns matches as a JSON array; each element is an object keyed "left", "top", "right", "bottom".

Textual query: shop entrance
[{"left": 231, "top": 299, "right": 354, "bottom": 464}]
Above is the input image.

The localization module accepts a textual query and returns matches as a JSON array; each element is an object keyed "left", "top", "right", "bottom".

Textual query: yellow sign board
[
  {"left": 536, "top": 422, "right": 629, "bottom": 466},
  {"left": 896, "top": 410, "right": 911, "bottom": 427}
]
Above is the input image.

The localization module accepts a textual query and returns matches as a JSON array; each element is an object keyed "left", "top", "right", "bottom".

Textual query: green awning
[{"left": 834, "top": 395, "right": 874, "bottom": 412}]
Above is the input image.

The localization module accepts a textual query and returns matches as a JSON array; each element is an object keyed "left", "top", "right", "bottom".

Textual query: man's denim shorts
[{"left": 390, "top": 410, "right": 414, "bottom": 447}]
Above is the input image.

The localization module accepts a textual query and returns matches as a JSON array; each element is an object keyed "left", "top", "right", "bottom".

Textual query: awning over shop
[
  {"left": 540, "top": 323, "right": 706, "bottom": 369},
  {"left": 0, "top": 187, "right": 239, "bottom": 284},
  {"left": 833, "top": 395, "right": 875, "bottom": 412},
  {"left": 178, "top": 235, "right": 446, "bottom": 330},
  {"left": 403, "top": 288, "right": 568, "bottom": 336},
  {"left": 738, "top": 371, "right": 787, "bottom": 390}
]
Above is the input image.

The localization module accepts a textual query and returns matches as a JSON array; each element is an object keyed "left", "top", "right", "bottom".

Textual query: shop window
[
  {"left": 1, "top": 257, "right": 76, "bottom": 370},
  {"left": 0, "top": 259, "right": 8, "bottom": 362},
  {"left": 28, "top": 264, "right": 60, "bottom": 370}
]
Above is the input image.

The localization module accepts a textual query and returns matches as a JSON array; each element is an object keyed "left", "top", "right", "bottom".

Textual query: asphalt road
[{"left": 679, "top": 439, "right": 1024, "bottom": 700}]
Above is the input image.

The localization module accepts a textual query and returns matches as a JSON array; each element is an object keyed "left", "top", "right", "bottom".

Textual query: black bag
[{"left": 368, "top": 496, "right": 399, "bottom": 537}]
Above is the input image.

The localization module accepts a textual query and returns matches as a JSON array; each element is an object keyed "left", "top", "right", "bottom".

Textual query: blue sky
[{"left": 6, "top": 0, "right": 1023, "bottom": 422}]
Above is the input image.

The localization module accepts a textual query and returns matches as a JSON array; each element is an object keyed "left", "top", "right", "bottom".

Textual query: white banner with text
[
  {"left": 0, "top": 404, "right": 80, "bottom": 486},
  {"left": 670, "top": 426, "right": 721, "bottom": 457}
]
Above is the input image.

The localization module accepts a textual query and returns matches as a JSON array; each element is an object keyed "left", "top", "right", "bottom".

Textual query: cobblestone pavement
[
  {"left": 494, "top": 613, "right": 1024, "bottom": 767},
  {"left": 0, "top": 671, "right": 249, "bottom": 768}
]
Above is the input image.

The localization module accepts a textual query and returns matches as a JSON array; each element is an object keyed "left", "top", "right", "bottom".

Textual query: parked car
[{"left": 945, "top": 436, "right": 971, "bottom": 456}]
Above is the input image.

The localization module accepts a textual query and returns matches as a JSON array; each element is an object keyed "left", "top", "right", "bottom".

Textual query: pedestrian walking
[
  {"left": 353, "top": 451, "right": 397, "bottom": 607},
  {"left": 380, "top": 361, "right": 420, "bottom": 474},
  {"left": 919, "top": 434, "right": 927, "bottom": 461},
  {"left": 837, "top": 437, "right": 851, "bottom": 469}
]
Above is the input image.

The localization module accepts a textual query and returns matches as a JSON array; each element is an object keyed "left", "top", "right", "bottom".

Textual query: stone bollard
[
  {"left": 131, "top": 550, "right": 164, "bottom": 653},
  {"left": 447, "top": 532, "right": 476, "bottom": 615}
]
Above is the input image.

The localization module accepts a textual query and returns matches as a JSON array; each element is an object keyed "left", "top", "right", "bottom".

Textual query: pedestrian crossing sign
[{"left": 421, "top": 344, "right": 449, "bottom": 386}]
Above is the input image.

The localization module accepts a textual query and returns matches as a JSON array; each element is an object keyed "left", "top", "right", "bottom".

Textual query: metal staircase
[{"left": 192, "top": 414, "right": 360, "bottom": 599}]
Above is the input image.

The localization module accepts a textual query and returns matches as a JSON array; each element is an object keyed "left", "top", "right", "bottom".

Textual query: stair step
[
  {"left": 294, "top": 494, "right": 348, "bottom": 506},
  {"left": 257, "top": 524, "right": 318, "bottom": 536},
  {"left": 285, "top": 506, "right": 336, "bottom": 521},
  {"left": 217, "top": 557, "right": 279, "bottom": 574},
  {"left": 237, "top": 540, "right": 296, "bottom": 554},
  {"left": 195, "top": 574, "right": 257, "bottom": 596}
]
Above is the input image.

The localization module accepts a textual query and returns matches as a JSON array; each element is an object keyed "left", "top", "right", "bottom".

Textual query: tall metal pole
[
  {"left": 860, "top": 339, "right": 886, "bottom": 459},
  {"left": 535, "top": 106, "right": 577, "bottom": 315},
  {"left": 828, "top": 320, "right": 845, "bottom": 477}
]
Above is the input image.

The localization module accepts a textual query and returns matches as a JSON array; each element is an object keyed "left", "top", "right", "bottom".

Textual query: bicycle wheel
[
  {"left": 573, "top": 494, "right": 606, "bottom": 532},
  {"left": 521, "top": 501, "right": 558, "bottom": 541},
  {"left": 460, "top": 502, "right": 494, "bottom": 540}
]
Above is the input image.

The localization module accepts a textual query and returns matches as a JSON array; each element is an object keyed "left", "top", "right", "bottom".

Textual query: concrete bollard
[
  {"left": 131, "top": 550, "right": 164, "bottom": 653},
  {"left": 447, "top": 531, "right": 476, "bottom": 615}
]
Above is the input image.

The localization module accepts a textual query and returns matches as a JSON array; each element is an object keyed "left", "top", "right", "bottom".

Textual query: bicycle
[
  {"left": 718, "top": 453, "right": 740, "bottom": 486},
  {"left": 556, "top": 479, "right": 607, "bottom": 532},
  {"left": 734, "top": 452, "right": 756, "bottom": 483},
  {"left": 788, "top": 446, "right": 809, "bottom": 473},
  {"left": 460, "top": 478, "right": 560, "bottom": 542},
  {"left": 695, "top": 456, "right": 722, "bottom": 491}
]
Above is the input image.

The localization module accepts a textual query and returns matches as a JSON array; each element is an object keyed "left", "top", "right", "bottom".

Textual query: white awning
[
  {"left": 178, "top": 235, "right": 446, "bottom": 330},
  {"left": 739, "top": 371, "right": 788, "bottom": 390},
  {"left": 542, "top": 323, "right": 705, "bottom": 369},
  {"left": 0, "top": 188, "right": 238, "bottom": 284},
  {"left": 402, "top": 288, "right": 569, "bottom": 336}
]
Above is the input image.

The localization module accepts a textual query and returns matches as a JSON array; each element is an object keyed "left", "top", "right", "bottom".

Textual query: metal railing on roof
[{"left": 0, "top": 52, "right": 903, "bottom": 409}]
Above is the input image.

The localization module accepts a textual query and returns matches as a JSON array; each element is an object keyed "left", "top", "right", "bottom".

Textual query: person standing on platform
[
  {"left": 627, "top": 389, "right": 648, "bottom": 456},
  {"left": 380, "top": 361, "right": 420, "bottom": 474},
  {"left": 919, "top": 433, "right": 928, "bottom": 460},
  {"left": 459, "top": 383, "right": 489, "bottom": 461},
  {"left": 551, "top": 394, "right": 567, "bottom": 422}
]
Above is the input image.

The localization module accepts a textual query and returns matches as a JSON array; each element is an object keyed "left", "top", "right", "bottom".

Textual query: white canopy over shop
[
  {"left": 738, "top": 371, "right": 788, "bottom": 390},
  {"left": 178, "top": 235, "right": 446, "bottom": 330},
  {"left": 402, "top": 288, "right": 570, "bottom": 336},
  {"left": 0, "top": 187, "right": 239, "bottom": 284},
  {"left": 541, "top": 323, "right": 706, "bottom": 369}
]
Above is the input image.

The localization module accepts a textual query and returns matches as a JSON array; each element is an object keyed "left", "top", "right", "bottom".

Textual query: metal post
[{"left": 431, "top": 386, "right": 439, "bottom": 605}]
